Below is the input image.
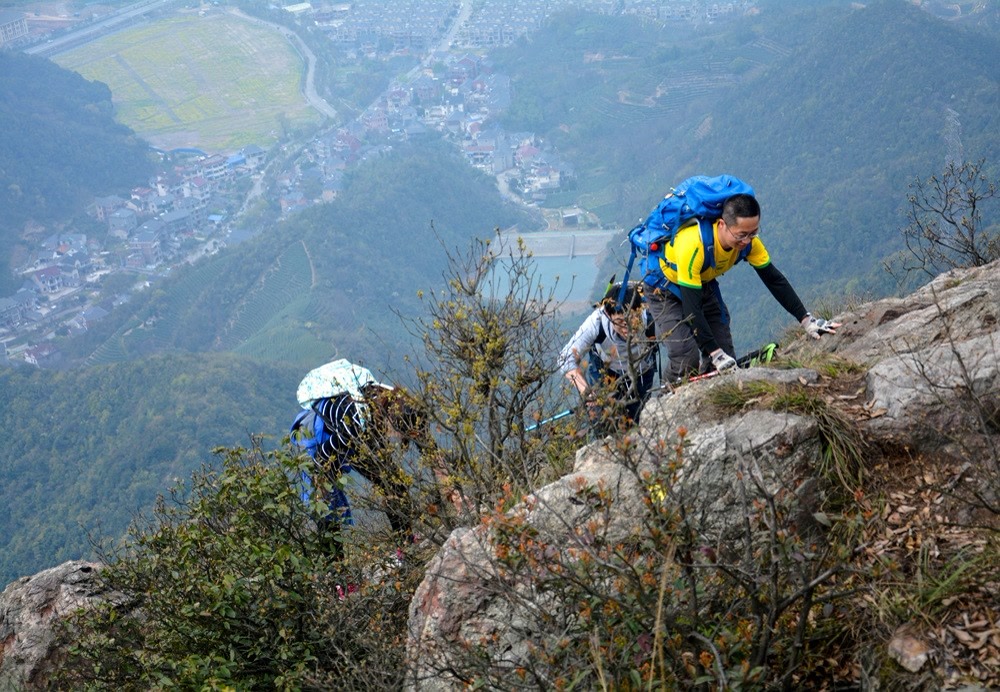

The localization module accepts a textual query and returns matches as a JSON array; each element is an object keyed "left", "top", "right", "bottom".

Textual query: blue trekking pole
[{"left": 525, "top": 408, "right": 573, "bottom": 432}]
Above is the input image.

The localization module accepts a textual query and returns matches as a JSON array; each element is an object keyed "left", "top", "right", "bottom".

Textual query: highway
[{"left": 24, "top": 0, "right": 176, "bottom": 58}]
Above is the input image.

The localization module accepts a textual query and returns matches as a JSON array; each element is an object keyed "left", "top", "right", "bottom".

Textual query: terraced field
[
  {"left": 219, "top": 241, "right": 330, "bottom": 363},
  {"left": 85, "top": 238, "right": 333, "bottom": 366},
  {"left": 53, "top": 12, "right": 320, "bottom": 151}
]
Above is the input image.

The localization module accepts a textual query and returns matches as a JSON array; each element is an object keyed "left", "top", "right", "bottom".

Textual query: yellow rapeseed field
[{"left": 55, "top": 12, "right": 321, "bottom": 152}]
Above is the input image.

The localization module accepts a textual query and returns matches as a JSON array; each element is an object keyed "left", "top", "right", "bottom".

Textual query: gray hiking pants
[{"left": 646, "top": 283, "right": 734, "bottom": 382}]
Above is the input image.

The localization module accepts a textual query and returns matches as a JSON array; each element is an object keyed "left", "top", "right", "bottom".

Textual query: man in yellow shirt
[{"left": 645, "top": 192, "right": 840, "bottom": 381}]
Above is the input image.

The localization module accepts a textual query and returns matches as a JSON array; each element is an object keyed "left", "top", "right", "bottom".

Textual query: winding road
[{"left": 227, "top": 8, "right": 337, "bottom": 121}]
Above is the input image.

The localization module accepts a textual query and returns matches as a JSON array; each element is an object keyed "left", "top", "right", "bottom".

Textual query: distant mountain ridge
[{"left": 675, "top": 0, "right": 1000, "bottom": 311}]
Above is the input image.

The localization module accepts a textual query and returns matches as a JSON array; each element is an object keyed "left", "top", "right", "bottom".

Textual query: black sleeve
[
  {"left": 754, "top": 263, "right": 808, "bottom": 322},
  {"left": 678, "top": 285, "right": 721, "bottom": 355}
]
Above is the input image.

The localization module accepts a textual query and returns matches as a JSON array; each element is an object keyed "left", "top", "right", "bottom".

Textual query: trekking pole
[
  {"left": 617, "top": 226, "right": 640, "bottom": 306},
  {"left": 654, "top": 342, "right": 780, "bottom": 395},
  {"left": 735, "top": 342, "right": 778, "bottom": 368},
  {"left": 525, "top": 408, "right": 573, "bottom": 432}
]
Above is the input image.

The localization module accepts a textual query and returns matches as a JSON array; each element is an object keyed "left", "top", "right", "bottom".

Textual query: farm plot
[{"left": 54, "top": 13, "right": 320, "bottom": 151}]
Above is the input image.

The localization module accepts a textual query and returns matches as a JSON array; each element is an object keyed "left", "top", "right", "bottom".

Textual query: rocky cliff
[
  {"left": 0, "top": 561, "right": 106, "bottom": 690},
  {"left": 2, "top": 261, "right": 998, "bottom": 689},
  {"left": 406, "top": 259, "right": 1000, "bottom": 689}
]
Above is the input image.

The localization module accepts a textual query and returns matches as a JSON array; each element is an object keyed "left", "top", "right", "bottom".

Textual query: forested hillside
[
  {"left": 0, "top": 141, "right": 538, "bottom": 583},
  {"left": 493, "top": 0, "right": 1000, "bottom": 348},
  {"left": 0, "top": 354, "right": 303, "bottom": 584},
  {"left": 0, "top": 52, "right": 153, "bottom": 293},
  {"left": 72, "top": 140, "right": 540, "bottom": 371}
]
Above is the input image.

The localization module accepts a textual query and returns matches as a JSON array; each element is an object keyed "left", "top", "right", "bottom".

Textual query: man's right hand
[{"left": 710, "top": 349, "right": 737, "bottom": 373}]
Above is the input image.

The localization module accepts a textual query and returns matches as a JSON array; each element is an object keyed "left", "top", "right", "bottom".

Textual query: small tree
[
  {"left": 888, "top": 159, "right": 999, "bottom": 280},
  {"left": 401, "top": 233, "right": 581, "bottom": 520}
]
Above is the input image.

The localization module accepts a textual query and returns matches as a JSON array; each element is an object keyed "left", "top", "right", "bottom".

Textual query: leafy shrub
[{"left": 56, "top": 443, "right": 418, "bottom": 690}]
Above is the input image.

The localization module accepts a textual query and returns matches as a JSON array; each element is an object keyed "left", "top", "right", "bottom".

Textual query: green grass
[{"left": 53, "top": 13, "right": 321, "bottom": 151}]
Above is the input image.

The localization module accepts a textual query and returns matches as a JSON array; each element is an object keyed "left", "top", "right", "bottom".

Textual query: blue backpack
[
  {"left": 290, "top": 401, "right": 354, "bottom": 516},
  {"left": 622, "top": 175, "right": 755, "bottom": 296},
  {"left": 290, "top": 406, "right": 331, "bottom": 462}
]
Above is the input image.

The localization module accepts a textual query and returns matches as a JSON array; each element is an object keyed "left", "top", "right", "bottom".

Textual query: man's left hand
[{"left": 801, "top": 314, "right": 841, "bottom": 339}]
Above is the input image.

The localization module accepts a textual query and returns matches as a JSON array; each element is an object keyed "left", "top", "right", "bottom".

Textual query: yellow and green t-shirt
[{"left": 658, "top": 220, "right": 771, "bottom": 289}]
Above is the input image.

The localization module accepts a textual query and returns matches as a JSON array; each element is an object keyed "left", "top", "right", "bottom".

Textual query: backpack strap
[
  {"left": 290, "top": 408, "right": 311, "bottom": 437},
  {"left": 698, "top": 218, "right": 716, "bottom": 270},
  {"left": 618, "top": 232, "right": 638, "bottom": 305},
  {"left": 595, "top": 314, "right": 608, "bottom": 345},
  {"left": 699, "top": 217, "right": 753, "bottom": 268}
]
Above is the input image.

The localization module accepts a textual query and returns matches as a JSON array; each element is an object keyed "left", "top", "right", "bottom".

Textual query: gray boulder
[{"left": 0, "top": 561, "right": 106, "bottom": 690}]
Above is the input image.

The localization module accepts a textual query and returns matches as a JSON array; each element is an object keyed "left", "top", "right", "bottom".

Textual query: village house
[
  {"left": 108, "top": 207, "right": 139, "bottom": 239},
  {"left": 90, "top": 195, "right": 128, "bottom": 222},
  {"left": 154, "top": 170, "right": 186, "bottom": 198},
  {"left": 181, "top": 176, "right": 212, "bottom": 208},
  {"left": 0, "top": 10, "right": 28, "bottom": 46},
  {"left": 23, "top": 342, "right": 61, "bottom": 368},
  {"left": 129, "top": 187, "right": 163, "bottom": 216},
  {"left": 362, "top": 106, "right": 390, "bottom": 133},
  {"left": 447, "top": 54, "right": 483, "bottom": 85},
  {"left": 128, "top": 220, "right": 164, "bottom": 267},
  {"left": 0, "top": 295, "right": 32, "bottom": 329},
  {"left": 411, "top": 74, "right": 441, "bottom": 105},
  {"left": 198, "top": 154, "right": 230, "bottom": 182},
  {"left": 160, "top": 208, "right": 195, "bottom": 237},
  {"left": 240, "top": 145, "right": 267, "bottom": 171},
  {"left": 67, "top": 305, "right": 109, "bottom": 332},
  {"left": 29, "top": 265, "right": 79, "bottom": 294},
  {"left": 463, "top": 143, "right": 495, "bottom": 172}
]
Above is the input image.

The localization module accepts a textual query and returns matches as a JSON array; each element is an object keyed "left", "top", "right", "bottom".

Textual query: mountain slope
[
  {"left": 0, "top": 52, "right": 153, "bottom": 292},
  {"left": 0, "top": 353, "right": 303, "bottom": 585},
  {"left": 75, "top": 140, "right": 540, "bottom": 372},
  {"left": 697, "top": 0, "right": 1000, "bottom": 275},
  {"left": 495, "top": 0, "right": 1000, "bottom": 347}
]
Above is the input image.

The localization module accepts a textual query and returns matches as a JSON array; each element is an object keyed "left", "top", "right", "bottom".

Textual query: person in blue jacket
[{"left": 293, "top": 382, "right": 435, "bottom": 556}]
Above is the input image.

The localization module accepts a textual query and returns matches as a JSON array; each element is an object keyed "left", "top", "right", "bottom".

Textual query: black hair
[
  {"left": 363, "top": 383, "right": 427, "bottom": 440},
  {"left": 721, "top": 193, "right": 761, "bottom": 225},
  {"left": 601, "top": 282, "right": 643, "bottom": 315}
]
